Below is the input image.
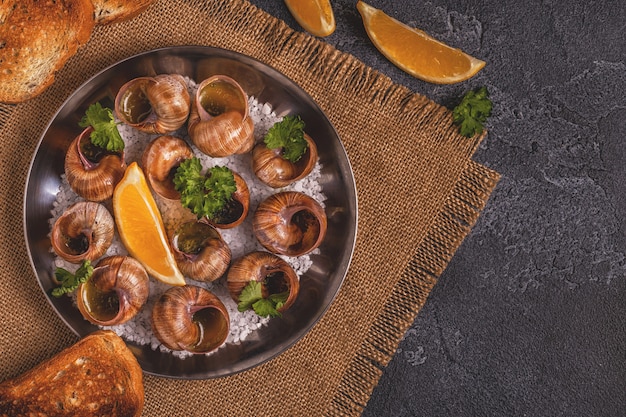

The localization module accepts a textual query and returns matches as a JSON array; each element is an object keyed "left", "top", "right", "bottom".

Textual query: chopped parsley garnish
[
  {"left": 173, "top": 157, "right": 237, "bottom": 220},
  {"left": 452, "top": 86, "right": 493, "bottom": 138},
  {"left": 264, "top": 115, "right": 308, "bottom": 162},
  {"left": 78, "top": 102, "right": 125, "bottom": 152},
  {"left": 51, "top": 260, "right": 94, "bottom": 298},
  {"left": 237, "top": 280, "right": 289, "bottom": 318}
]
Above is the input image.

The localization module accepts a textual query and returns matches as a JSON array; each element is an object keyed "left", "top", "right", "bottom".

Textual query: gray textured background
[{"left": 250, "top": 1, "right": 626, "bottom": 415}]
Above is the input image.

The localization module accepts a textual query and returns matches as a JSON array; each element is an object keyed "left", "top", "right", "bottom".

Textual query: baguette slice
[
  {"left": 0, "top": 330, "right": 144, "bottom": 417},
  {"left": 91, "top": 0, "right": 155, "bottom": 25},
  {"left": 0, "top": 0, "right": 95, "bottom": 103}
]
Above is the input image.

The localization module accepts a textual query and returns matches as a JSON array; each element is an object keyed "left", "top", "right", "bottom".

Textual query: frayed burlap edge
[{"left": 327, "top": 160, "right": 499, "bottom": 416}]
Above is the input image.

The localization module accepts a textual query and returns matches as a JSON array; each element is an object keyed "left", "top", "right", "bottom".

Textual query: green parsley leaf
[
  {"left": 268, "top": 291, "right": 289, "bottom": 312},
  {"left": 79, "top": 102, "right": 125, "bottom": 152},
  {"left": 264, "top": 115, "right": 308, "bottom": 163},
  {"left": 452, "top": 86, "right": 493, "bottom": 138},
  {"left": 173, "top": 158, "right": 237, "bottom": 220},
  {"left": 237, "top": 281, "right": 289, "bottom": 318},
  {"left": 51, "top": 260, "right": 94, "bottom": 298},
  {"left": 252, "top": 298, "right": 282, "bottom": 318},
  {"left": 237, "top": 280, "right": 263, "bottom": 312}
]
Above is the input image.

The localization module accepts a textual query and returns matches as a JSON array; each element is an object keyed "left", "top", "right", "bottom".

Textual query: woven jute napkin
[{"left": 0, "top": 0, "right": 499, "bottom": 415}]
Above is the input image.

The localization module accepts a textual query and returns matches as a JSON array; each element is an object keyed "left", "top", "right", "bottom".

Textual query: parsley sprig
[
  {"left": 51, "top": 260, "right": 94, "bottom": 298},
  {"left": 173, "top": 157, "right": 237, "bottom": 220},
  {"left": 79, "top": 102, "right": 125, "bottom": 152},
  {"left": 452, "top": 86, "right": 493, "bottom": 138},
  {"left": 237, "top": 280, "right": 289, "bottom": 318},
  {"left": 264, "top": 115, "right": 308, "bottom": 162}
]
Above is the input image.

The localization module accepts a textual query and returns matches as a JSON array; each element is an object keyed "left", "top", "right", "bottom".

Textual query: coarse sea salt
[{"left": 48, "top": 78, "right": 326, "bottom": 359}]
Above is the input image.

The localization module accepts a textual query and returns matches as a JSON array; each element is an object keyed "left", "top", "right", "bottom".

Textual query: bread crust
[
  {"left": 0, "top": 0, "right": 95, "bottom": 103},
  {"left": 91, "top": 0, "right": 155, "bottom": 25},
  {"left": 0, "top": 330, "right": 144, "bottom": 417}
]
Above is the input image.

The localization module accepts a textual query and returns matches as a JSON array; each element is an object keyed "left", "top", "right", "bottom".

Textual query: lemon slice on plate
[
  {"left": 357, "top": 0, "right": 485, "bottom": 84},
  {"left": 285, "top": 0, "right": 336, "bottom": 37},
  {"left": 113, "top": 162, "right": 185, "bottom": 286}
]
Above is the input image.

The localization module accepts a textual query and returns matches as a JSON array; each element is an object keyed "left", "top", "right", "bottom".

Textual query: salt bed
[{"left": 48, "top": 78, "right": 326, "bottom": 359}]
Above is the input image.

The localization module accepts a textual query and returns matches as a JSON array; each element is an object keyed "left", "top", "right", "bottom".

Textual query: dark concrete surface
[{"left": 250, "top": 1, "right": 626, "bottom": 415}]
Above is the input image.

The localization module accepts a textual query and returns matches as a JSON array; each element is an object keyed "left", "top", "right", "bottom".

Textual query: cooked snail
[
  {"left": 227, "top": 251, "right": 300, "bottom": 313},
  {"left": 141, "top": 135, "right": 194, "bottom": 200},
  {"left": 187, "top": 75, "right": 254, "bottom": 157},
  {"left": 252, "top": 133, "right": 318, "bottom": 188},
  {"left": 171, "top": 220, "right": 231, "bottom": 282},
  {"left": 151, "top": 285, "right": 230, "bottom": 354},
  {"left": 208, "top": 172, "right": 250, "bottom": 229},
  {"left": 76, "top": 256, "right": 149, "bottom": 326},
  {"left": 51, "top": 201, "right": 115, "bottom": 264},
  {"left": 115, "top": 74, "right": 190, "bottom": 134},
  {"left": 253, "top": 192, "right": 327, "bottom": 256},
  {"left": 64, "top": 127, "right": 126, "bottom": 202}
]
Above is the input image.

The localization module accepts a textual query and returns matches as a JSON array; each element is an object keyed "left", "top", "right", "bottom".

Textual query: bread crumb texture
[
  {"left": 0, "top": 0, "right": 95, "bottom": 103},
  {"left": 91, "top": 0, "right": 155, "bottom": 25},
  {"left": 0, "top": 330, "right": 144, "bottom": 417},
  {"left": 0, "top": 0, "right": 154, "bottom": 103}
]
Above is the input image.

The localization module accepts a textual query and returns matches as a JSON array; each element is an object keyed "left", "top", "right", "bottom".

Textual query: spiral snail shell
[
  {"left": 187, "top": 75, "right": 254, "bottom": 157},
  {"left": 227, "top": 251, "right": 300, "bottom": 313},
  {"left": 50, "top": 201, "right": 115, "bottom": 264},
  {"left": 253, "top": 191, "right": 327, "bottom": 257},
  {"left": 64, "top": 127, "right": 126, "bottom": 202},
  {"left": 141, "top": 135, "right": 194, "bottom": 200},
  {"left": 76, "top": 256, "right": 149, "bottom": 326},
  {"left": 115, "top": 74, "right": 191, "bottom": 134},
  {"left": 252, "top": 133, "right": 318, "bottom": 188},
  {"left": 151, "top": 285, "right": 230, "bottom": 354},
  {"left": 171, "top": 220, "right": 231, "bottom": 282}
]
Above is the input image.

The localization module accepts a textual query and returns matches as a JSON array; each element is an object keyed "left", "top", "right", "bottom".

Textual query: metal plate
[{"left": 23, "top": 46, "right": 357, "bottom": 379}]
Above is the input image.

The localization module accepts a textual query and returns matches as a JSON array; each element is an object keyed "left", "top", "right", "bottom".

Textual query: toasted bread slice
[
  {"left": 0, "top": 330, "right": 144, "bottom": 417},
  {"left": 0, "top": 0, "right": 95, "bottom": 103},
  {"left": 91, "top": 0, "right": 155, "bottom": 25}
]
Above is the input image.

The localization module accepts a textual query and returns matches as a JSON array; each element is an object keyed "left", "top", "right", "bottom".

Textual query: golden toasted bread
[
  {"left": 0, "top": 330, "right": 144, "bottom": 417},
  {"left": 91, "top": 0, "right": 155, "bottom": 25},
  {"left": 0, "top": 0, "right": 95, "bottom": 103}
]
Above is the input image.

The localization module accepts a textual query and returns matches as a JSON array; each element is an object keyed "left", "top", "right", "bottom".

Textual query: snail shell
[
  {"left": 252, "top": 133, "right": 318, "bottom": 188},
  {"left": 207, "top": 172, "right": 250, "bottom": 229},
  {"left": 76, "top": 256, "right": 149, "bottom": 326},
  {"left": 64, "top": 127, "right": 126, "bottom": 202},
  {"left": 253, "top": 192, "right": 327, "bottom": 257},
  {"left": 51, "top": 201, "right": 115, "bottom": 264},
  {"left": 151, "top": 285, "right": 230, "bottom": 354},
  {"left": 227, "top": 251, "right": 300, "bottom": 313},
  {"left": 187, "top": 75, "right": 254, "bottom": 157},
  {"left": 171, "top": 220, "right": 231, "bottom": 282},
  {"left": 140, "top": 135, "right": 194, "bottom": 200},
  {"left": 115, "top": 74, "right": 191, "bottom": 134}
]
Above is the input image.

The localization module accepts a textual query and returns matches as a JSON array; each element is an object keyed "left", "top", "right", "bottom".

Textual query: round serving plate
[{"left": 23, "top": 46, "right": 357, "bottom": 379}]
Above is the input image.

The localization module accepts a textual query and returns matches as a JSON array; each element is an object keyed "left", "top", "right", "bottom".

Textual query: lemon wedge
[
  {"left": 113, "top": 162, "right": 185, "bottom": 286},
  {"left": 285, "top": 0, "right": 336, "bottom": 37},
  {"left": 357, "top": 1, "right": 485, "bottom": 84}
]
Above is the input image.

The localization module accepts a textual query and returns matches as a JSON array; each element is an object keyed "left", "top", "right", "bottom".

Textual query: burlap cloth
[{"left": 0, "top": 0, "right": 500, "bottom": 415}]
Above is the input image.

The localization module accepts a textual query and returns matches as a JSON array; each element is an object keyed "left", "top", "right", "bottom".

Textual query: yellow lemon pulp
[
  {"left": 113, "top": 162, "right": 185, "bottom": 286},
  {"left": 357, "top": 1, "right": 485, "bottom": 84},
  {"left": 285, "top": 0, "right": 336, "bottom": 37}
]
